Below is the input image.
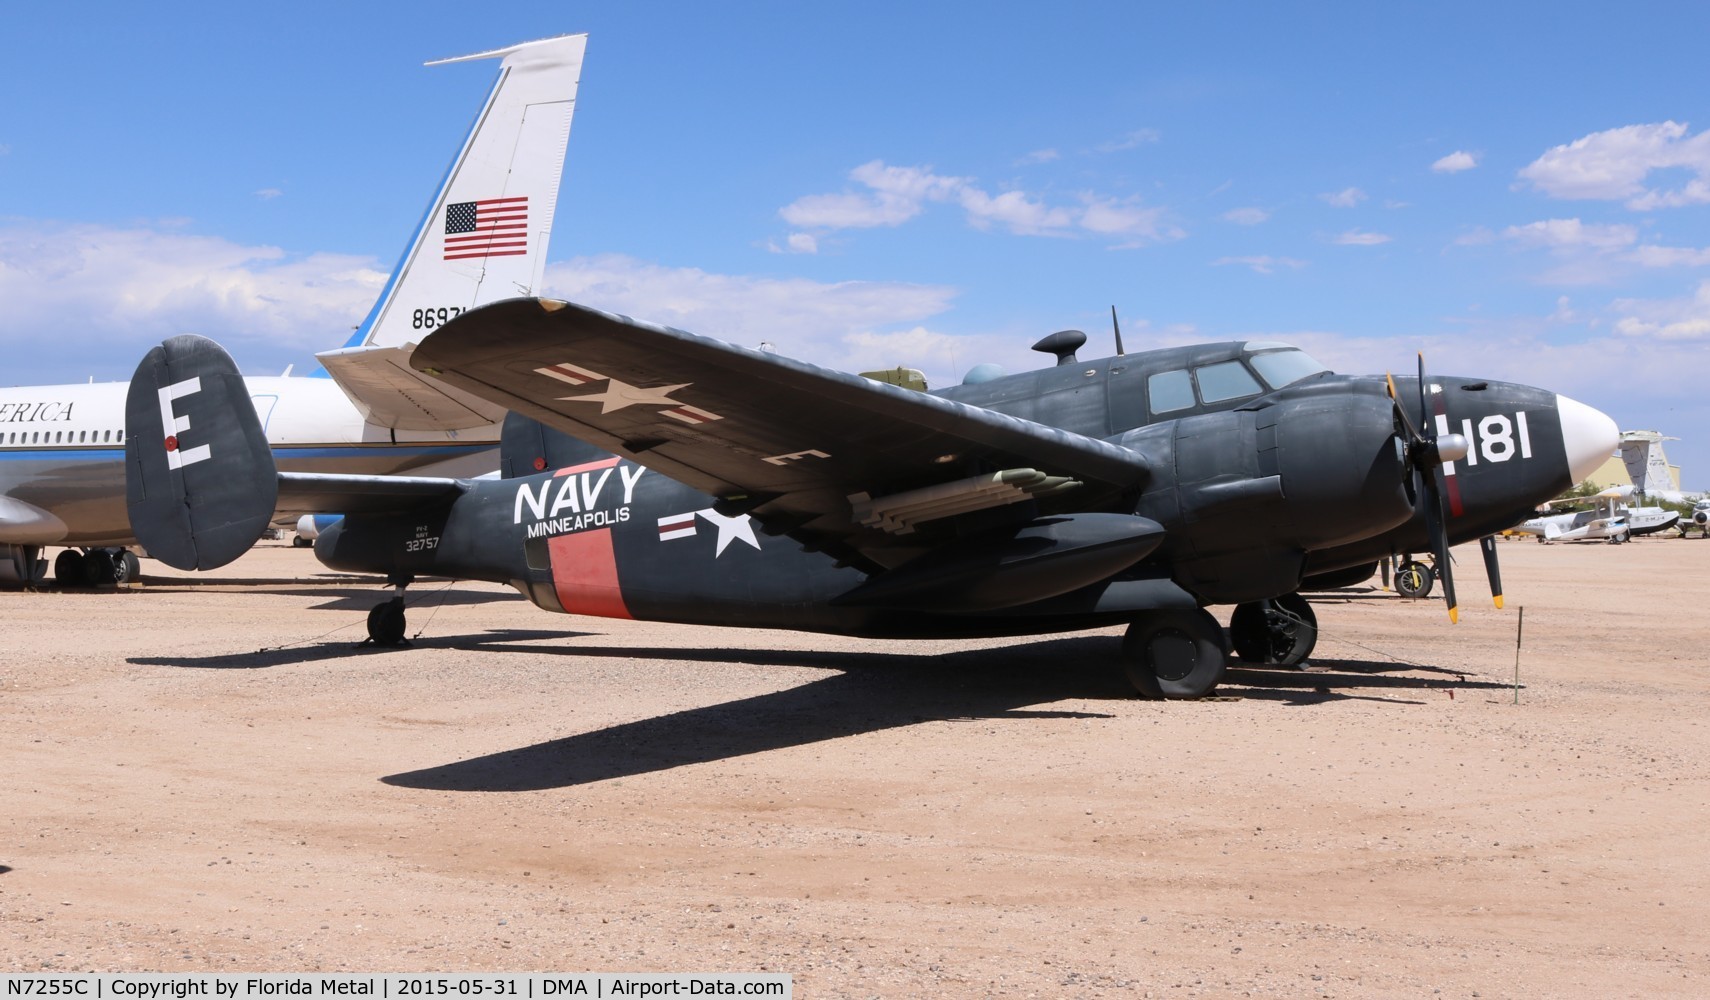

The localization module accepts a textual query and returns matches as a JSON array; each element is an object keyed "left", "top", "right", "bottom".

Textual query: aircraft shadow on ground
[
  {"left": 126, "top": 627, "right": 601, "bottom": 670},
  {"left": 382, "top": 634, "right": 1126, "bottom": 793},
  {"left": 379, "top": 638, "right": 1504, "bottom": 793}
]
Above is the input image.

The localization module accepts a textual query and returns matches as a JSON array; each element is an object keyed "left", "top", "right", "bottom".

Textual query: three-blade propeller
[{"left": 1385, "top": 353, "right": 1503, "bottom": 622}]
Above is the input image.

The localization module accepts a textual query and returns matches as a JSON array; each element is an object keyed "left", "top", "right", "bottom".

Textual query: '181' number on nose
[{"left": 1436, "top": 411, "right": 1532, "bottom": 472}]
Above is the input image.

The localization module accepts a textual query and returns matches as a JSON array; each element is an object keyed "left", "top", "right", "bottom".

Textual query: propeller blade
[
  {"left": 1480, "top": 535, "right": 1504, "bottom": 609},
  {"left": 1387, "top": 371, "right": 1424, "bottom": 443},
  {"left": 1416, "top": 351, "right": 1429, "bottom": 443},
  {"left": 1424, "top": 470, "right": 1458, "bottom": 623}
]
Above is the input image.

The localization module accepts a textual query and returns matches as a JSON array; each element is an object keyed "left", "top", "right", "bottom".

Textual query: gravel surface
[{"left": 3, "top": 536, "right": 1707, "bottom": 996}]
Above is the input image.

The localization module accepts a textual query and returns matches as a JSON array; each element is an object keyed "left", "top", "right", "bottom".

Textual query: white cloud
[
  {"left": 957, "top": 188, "right": 1076, "bottom": 236},
  {"left": 779, "top": 159, "right": 1181, "bottom": 248},
  {"left": 540, "top": 253, "right": 970, "bottom": 375},
  {"left": 1627, "top": 244, "right": 1710, "bottom": 267},
  {"left": 1015, "top": 148, "right": 1060, "bottom": 166},
  {"left": 1333, "top": 228, "right": 1391, "bottom": 246},
  {"left": 1076, "top": 196, "right": 1185, "bottom": 246},
  {"left": 1431, "top": 150, "right": 1479, "bottom": 173},
  {"left": 1321, "top": 187, "right": 1367, "bottom": 208},
  {"left": 1211, "top": 255, "right": 1306, "bottom": 274},
  {"left": 1094, "top": 129, "right": 1161, "bottom": 153},
  {"left": 0, "top": 220, "right": 385, "bottom": 362},
  {"left": 1612, "top": 280, "right": 1710, "bottom": 341},
  {"left": 765, "top": 232, "right": 819, "bottom": 255},
  {"left": 254, "top": 188, "right": 283, "bottom": 200},
  {"left": 1222, "top": 206, "right": 1270, "bottom": 225},
  {"left": 1519, "top": 121, "right": 1710, "bottom": 209},
  {"left": 1501, "top": 218, "right": 1637, "bottom": 251}
]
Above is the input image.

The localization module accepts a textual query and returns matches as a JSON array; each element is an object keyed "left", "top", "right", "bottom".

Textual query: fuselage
[{"left": 0, "top": 377, "right": 496, "bottom": 547}]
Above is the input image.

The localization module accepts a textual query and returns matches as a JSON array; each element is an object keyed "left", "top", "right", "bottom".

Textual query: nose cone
[{"left": 1556, "top": 395, "right": 1619, "bottom": 484}]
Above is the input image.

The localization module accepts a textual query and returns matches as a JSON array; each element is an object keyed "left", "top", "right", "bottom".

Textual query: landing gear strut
[
  {"left": 1121, "top": 608, "right": 1229, "bottom": 699},
  {"left": 1229, "top": 593, "right": 1318, "bottom": 666},
  {"left": 364, "top": 577, "right": 413, "bottom": 646}
]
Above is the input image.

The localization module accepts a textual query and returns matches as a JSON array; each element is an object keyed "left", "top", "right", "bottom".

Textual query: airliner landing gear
[
  {"left": 1, "top": 545, "right": 45, "bottom": 584},
  {"left": 1122, "top": 608, "right": 1229, "bottom": 699},
  {"left": 1229, "top": 593, "right": 1318, "bottom": 667},
  {"left": 364, "top": 577, "right": 413, "bottom": 646},
  {"left": 52, "top": 548, "right": 143, "bottom": 587}
]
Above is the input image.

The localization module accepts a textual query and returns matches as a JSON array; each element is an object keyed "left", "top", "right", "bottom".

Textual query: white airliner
[{"left": 0, "top": 34, "right": 587, "bottom": 585}]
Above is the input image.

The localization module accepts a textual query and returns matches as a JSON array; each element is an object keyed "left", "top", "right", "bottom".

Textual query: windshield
[{"left": 1248, "top": 349, "right": 1331, "bottom": 390}]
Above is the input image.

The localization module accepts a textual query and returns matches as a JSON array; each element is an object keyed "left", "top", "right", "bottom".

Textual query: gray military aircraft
[{"left": 122, "top": 298, "right": 1617, "bottom": 699}]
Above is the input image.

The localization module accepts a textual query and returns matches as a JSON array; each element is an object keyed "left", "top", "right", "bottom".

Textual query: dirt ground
[{"left": 3, "top": 534, "right": 1707, "bottom": 996}]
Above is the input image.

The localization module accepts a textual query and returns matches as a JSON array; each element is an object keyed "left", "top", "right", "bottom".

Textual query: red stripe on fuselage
[
  {"left": 548, "top": 528, "right": 632, "bottom": 620},
  {"left": 545, "top": 456, "right": 631, "bottom": 619},
  {"left": 555, "top": 457, "right": 621, "bottom": 476}
]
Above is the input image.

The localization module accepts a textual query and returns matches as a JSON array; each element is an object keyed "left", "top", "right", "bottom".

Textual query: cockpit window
[
  {"left": 1249, "top": 349, "right": 1330, "bottom": 390},
  {"left": 1194, "top": 360, "right": 1263, "bottom": 403},
  {"left": 1148, "top": 369, "right": 1194, "bottom": 414}
]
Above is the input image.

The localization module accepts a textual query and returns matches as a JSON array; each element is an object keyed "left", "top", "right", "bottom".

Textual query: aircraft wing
[
  {"left": 414, "top": 298, "right": 1151, "bottom": 567},
  {"left": 316, "top": 344, "right": 508, "bottom": 431}
]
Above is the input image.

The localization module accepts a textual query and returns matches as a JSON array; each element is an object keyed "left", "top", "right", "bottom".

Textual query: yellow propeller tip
[
  {"left": 1448, "top": 607, "right": 1460, "bottom": 624},
  {"left": 1493, "top": 596, "right": 1505, "bottom": 610}
]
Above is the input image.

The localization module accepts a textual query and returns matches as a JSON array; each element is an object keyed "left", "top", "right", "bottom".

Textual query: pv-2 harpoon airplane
[{"left": 123, "top": 299, "right": 1617, "bottom": 699}]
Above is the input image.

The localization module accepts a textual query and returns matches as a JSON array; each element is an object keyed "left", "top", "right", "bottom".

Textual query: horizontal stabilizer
[
  {"left": 276, "top": 471, "right": 466, "bottom": 517},
  {"left": 317, "top": 344, "right": 507, "bottom": 430}
]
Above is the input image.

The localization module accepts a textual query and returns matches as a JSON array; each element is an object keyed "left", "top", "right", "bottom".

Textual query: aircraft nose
[{"left": 1556, "top": 394, "right": 1619, "bottom": 484}]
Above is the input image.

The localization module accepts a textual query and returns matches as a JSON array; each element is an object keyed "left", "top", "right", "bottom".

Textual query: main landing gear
[
  {"left": 53, "top": 548, "right": 142, "bottom": 587},
  {"left": 364, "top": 576, "right": 413, "bottom": 646},
  {"left": 1122, "top": 608, "right": 1230, "bottom": 699},
  {"left": 1228, "top": 593, "right": 1319, "bottom": 667}
]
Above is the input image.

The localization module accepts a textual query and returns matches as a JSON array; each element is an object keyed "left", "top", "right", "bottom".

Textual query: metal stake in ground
[{"left": 1513, "top": 605, "right": 1525, "bottom": 705}]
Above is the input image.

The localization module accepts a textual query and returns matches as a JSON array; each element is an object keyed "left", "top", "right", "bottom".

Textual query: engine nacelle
[{"left": 1120, "top": 380, "right": 1413, "bottom": 603}]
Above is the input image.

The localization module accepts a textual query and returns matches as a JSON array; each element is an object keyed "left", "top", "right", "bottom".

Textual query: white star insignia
[
  {"left": 558, "top": 377, "right": 692, "bottom": 414},
  {"left": 696, "top": 509, "right": 760, "bottom": 556}
]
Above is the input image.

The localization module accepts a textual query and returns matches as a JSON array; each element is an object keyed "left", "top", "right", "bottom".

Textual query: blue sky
[{"left": 3, "top": 2, "right": 1709, "bottom": 484}]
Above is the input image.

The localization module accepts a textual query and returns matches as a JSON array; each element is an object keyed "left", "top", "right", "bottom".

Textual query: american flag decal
[{"left": 443, "top": 197, "right": 528, "bottom": 260}]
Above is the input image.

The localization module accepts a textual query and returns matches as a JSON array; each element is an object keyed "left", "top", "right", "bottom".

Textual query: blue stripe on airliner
[{"left": 0, "top": 444, "right": 490, "bottom": 462}]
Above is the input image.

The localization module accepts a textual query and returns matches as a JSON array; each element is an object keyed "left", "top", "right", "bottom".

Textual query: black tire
[
  {"left": 1122, "top": 608, "right": 1229, "bottom": 700},
  {"left": 366, "top": 599, "right": 407, "bottom": 646},
  {"left": 1229, "top": 594, "right": 1318, "bottom": 666},
  {"left": 292, "top": 535, "right": 312, "bottom": 548},
  {"left": 117, "top": 550, "right": 141, "bottom": 583},
  {"left": 81, "top": 549, "right": 119, "bottom": 587},
  {"left": 53, "top": 549, "right": 86, "bottom": 587},
  {"left": 1395, "top": 560, "right": 1434, "bottom": 599}
]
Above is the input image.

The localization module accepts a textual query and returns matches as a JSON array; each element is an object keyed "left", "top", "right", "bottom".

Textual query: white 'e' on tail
[{"left": 317, "top": 33, "right": 586, "bottom": 431}]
